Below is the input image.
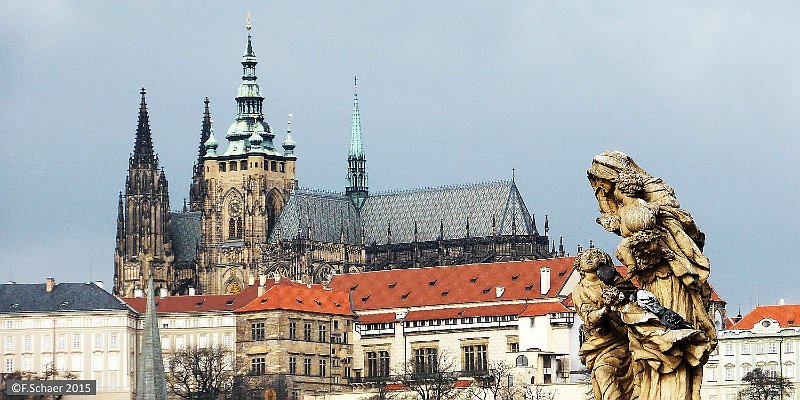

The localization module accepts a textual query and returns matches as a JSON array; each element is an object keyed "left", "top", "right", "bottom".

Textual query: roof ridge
[
  {"left": 294, "top": 187, "right": 347, "bottom": 198},
  {"left": 371, "top": 180, "right": 512, "bottom": 197}
]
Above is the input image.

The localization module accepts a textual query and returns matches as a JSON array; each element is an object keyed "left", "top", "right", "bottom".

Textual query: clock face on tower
[{"left": 228, "top": 199, "right": 242, "bottom": 216}]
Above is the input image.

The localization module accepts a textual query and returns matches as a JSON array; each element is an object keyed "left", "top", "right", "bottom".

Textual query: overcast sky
[{"left": 1, "top": 2, "right": 797, "bottom": 314}]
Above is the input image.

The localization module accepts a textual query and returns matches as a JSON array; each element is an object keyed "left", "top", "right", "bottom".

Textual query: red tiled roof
[
  {"left": 404, "top": 303, "right": 528, "bottom": 322},
  {"left": 725, "top": 317, "right": 736, "bottom": 330},
  {"left": 731, "top": 304, "right": 800, "bottom": 330},
  {"left": 329, "top": 258, "right": 574, "bottom": 311},
  {"left": 236, "top": 281, "right": 354, "bottom": 316},
  {"left": 122, "top": 284, "right": 261, "bottom": 314},
  {"left": 709, "top": 284, "right": 724, "bottom": 303},
  {"left": 563, "top": 293, "right": 574, "bottom": 308},
  {"left": 519, "top": 301, "right": 572, "bottom": 317},
  {"left": 357, "top": 312, "right": 398, "bottom": 324},
  {"left": 385, "top": 383, "right": 407, "bottom": 391},
  {"left": 454, "top": 379, "right": 473, "bottom": 388}
]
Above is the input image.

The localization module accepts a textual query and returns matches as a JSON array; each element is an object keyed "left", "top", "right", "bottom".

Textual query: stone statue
[
  {"left": 572, "top": 248, "right": 634, "bottom": 400},
  {"left": 580, "top": 151, "right": 717, "bottom": 400}
]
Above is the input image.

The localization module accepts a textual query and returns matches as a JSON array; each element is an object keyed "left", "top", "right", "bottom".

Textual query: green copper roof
[
  {"left": 349, "top": 82, "right": 364, "bottom": 158},
  {"left": 221, "top": 29, "right": 279, "bottom": 157}
]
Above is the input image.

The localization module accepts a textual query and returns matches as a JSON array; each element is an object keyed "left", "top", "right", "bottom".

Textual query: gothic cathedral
[{"left": 114, "top": 27, "right": 557, "bottom": 297}]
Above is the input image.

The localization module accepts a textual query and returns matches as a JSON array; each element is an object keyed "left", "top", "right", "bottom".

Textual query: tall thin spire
[
  {"left": 132, "top": 88, "right": 156, "bottom": 166},
  {"left": 136, "top": 275, "right": 167, "bottom": 400},
  {"left": 198, "top": 97, "right": 212, "bottom": 165},
  {"left": 346, "top": 76, "right": 368, "bottom": 209},
  {"left": 349, "top": 76, "right": 364, "bottom": 158}
]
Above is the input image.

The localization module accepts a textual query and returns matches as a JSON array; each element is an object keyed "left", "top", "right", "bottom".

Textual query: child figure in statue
[{"left": 572, "top": 248, "right": 635, "bottom": 400}]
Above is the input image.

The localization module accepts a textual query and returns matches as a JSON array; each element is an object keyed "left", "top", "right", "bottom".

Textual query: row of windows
[
  {"left": 3, "top": 318, "right": 129, "bottom": 330},
  {"left": 722, "top": 340, "right": 795, "bottom": 356},
  {"left": 707, "top": 364, "right": 796, "bottom": 381},
  {"left": 216, "top": 161, "right": 286, "bottom": 173},
  {"left": 3, "top": 334, "right": 119, "bottom": 352},
  {"left": 160, "top": 334, "right": 232, "bottom": 350},
  {"left": 361, "top": 316, "right": 518, "bottom": 332},
  {"left": 251, "top": 356, "right": 344, "bottom": 377},
  {"left": 4, "top": 353, "right": 125, "bottom": 374},
  {"left": 251, "top": 320, "right": 348, "bottom": 343},
  {"left": 363, "top": 345, "right": 490, "bottom": 377}
]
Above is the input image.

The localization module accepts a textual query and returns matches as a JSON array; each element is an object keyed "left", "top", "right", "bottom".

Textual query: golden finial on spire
[{"left": 246, "top": 12, "right": 252, "bottom": 31}]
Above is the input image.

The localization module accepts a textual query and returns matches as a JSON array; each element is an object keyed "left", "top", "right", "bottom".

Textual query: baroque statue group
[{"left": 574, "top": 151, "right": 717, "bottom": 400}]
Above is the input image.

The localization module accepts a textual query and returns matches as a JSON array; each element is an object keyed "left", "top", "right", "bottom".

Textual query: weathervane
[{"left": 246, "top": 12, "right": 252, "bottom": 31}]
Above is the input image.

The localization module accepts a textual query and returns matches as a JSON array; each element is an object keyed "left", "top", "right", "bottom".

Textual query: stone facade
[{"left": 234, "top": 281, "right": 355, "bottom": 399}]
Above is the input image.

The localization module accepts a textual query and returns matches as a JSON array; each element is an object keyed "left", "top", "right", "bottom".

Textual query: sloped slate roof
[
  {"left": 362, "top": 181, "right": 536, "bottom": 245},
  {"left": 170, "top": 211, "right": 201, "bottom": 262},
  {"left": 328, "top": 257, "right": 574, "bottom": 311},
  {"left": 270, "top": 181, "right": 537, "bottom": 246},
  {"left": 269, "top": 189, "right": 362, "bottom": 244},
  {"left": 0, "top": 283, "right": 131, "bottom": 313}
]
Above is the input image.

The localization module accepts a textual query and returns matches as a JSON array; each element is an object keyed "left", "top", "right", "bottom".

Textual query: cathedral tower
[
  {"left": 114, "top": 89, "right": 174, "bottom": 297},
  {"left": 197, "top": 23, "right": 297, "bottom": 294},
  {"left": 189, "top": 97, "right": 212, "bottom": 212},
  {"left": 345, "top": 77, "right": 368, "bottom": 208}
]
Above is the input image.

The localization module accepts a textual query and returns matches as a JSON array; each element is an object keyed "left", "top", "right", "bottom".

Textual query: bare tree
[
  {"left": 524, "top": 385, "right": 556, "bottom": 400},
  {"left": 737, "top": 368, "right": 794, "bottom": 400},
  {"left": 466, "top": 361, "right": 523, "bottom": 400},
  {"left": 0, "top": 366, "right": 76, "bottom": 400},
  {"left": 399, "top": 351, "right": 460, "bottom": 400},
  {"left": 167, "top": 345, "right": 234, "bottom": 400}
]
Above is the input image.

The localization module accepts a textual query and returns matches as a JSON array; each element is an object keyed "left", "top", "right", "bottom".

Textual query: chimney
[
  {"left": 780, "top": 299, "right": 786, "bottom": 306},
  {"left": 188, "top": 287, "right": 196, "bottom": 296},
  {"left": 248, "top": 275, "right": 255, "bottom": 286},
  {"left": 159, "top": 288, "right": 168, "bottom": 298},
  {"left": 273, "top": 273, "right": 281, "bottom": 283},
  {"left": 134, "top": 289, "right": 144, "bottom": 298},
  {"left": 46, "top": 277, "right": 56, "bottom": 292},
  {"left": 258, "top": 286, "right": 266, "bottom": 297},
  {"left": 93, "top": 281, "right": 104, "bottom": 289},
  {"left": 495, "top": 286, "right": 505, "bottom": 298},
  {"left": 259, "top": 274, "right": 267, "bottom": 286},
  {"left": 540, "top": 267, "right": 551, "bottom": 296}
]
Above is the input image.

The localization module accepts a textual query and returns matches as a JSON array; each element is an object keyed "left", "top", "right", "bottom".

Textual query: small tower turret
[{"left": 282, "top": 114, "right": 296, "bottom": 156}]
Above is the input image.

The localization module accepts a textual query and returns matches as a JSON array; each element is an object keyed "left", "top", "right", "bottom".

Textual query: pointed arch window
[
  {"left": 229, "top": 218, "right": 236, "bottom": 239},
  {"left": 229, "top": 217, "right": 244, "bottom": 239}
]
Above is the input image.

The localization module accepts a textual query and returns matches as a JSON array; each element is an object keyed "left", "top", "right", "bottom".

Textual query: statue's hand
[
  {"left": 602, "top": 287, "right": 625, "bottom": 306},
  {"left": 597, "top": 214, "right": 621, "bottom": 233}
]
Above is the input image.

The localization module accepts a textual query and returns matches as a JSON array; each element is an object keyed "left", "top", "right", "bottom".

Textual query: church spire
[
  {"left": 136, "top": 275, "right": 168, "bottom": 400},
  {"left": 132, "top": 88, "right": 156, "bottom": 166},
  {"left": 346, "top": 76, "right": 368, "bottom": 209},
  {"left": 349, "top": 76, "right": 364, "bottom": 158},
  {"left": 198, "top": 97, "right": 212, "bottom": 166}
]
